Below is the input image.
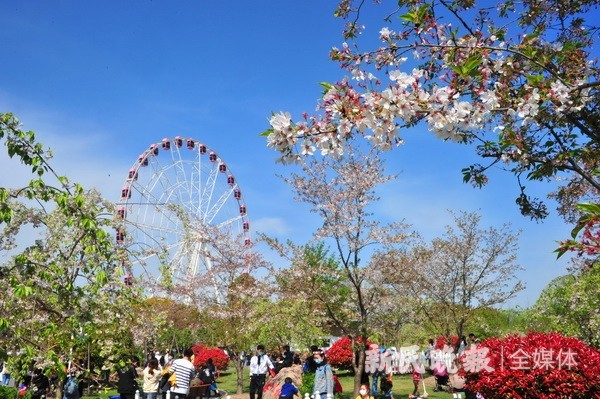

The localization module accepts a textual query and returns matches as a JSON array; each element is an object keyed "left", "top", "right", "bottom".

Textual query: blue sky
[{"left": 0, "top": 1, "right": 575, "bottom": 308}]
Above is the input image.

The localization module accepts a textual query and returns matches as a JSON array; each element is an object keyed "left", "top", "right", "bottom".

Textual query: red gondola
[
  {"left": 174, "top": 137, "right": 183, "bottom": 148},
  {"left": 234, "top": 189, "right": 242, "bottom": 199},
  {"left": 219, "top": 162, "right": 227, "bottom": 173},
  {"left": 187, "top": 139, "right": 195, "bottom": 149},
  {"left": 149, "top": 144, "right": 159, "bottom": 156},
  {"left": 239, "top": 205, "right": 246, "bottom": 215},
  {"left": 244, "top": 238, "right": 251, "bottom": 246},
  {"left": 209, "top": 152, "right": 217, "bottom": 162},
  {"left": 117, "top": 206, "right": 126, "bottom": 219},
  {"left": 227, "top": 175, "right": 235, "bottom": 186},
  {"left": 243, "top": 221, "right": 249, "bottom": 231},
  {"left": 116, "top": 229, "right": 125, "bottom": 243},
  {"left": 162, "top": 139, "right": 171, "bottom": 150},
  {"left": 199, "top": 144, "right": 207, "bottom": 154}
]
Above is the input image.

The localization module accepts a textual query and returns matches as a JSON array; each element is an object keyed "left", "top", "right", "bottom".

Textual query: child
[
  {"left": 380, "top": 372, "right": 393, "bottom": 399},
  {"left": 355, "top": 384, "right": 374, "bottom": 399},
  {"left": 411, "top": 363, "right": 423, "bottom": 397},
  {"left": 279, "top": 377, "right": 299, "bottom": 399}
]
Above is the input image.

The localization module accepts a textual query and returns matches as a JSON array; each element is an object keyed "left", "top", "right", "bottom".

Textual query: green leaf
[
  {"left": 462, "top": 54, "right": 483, "bottom": 77},
  {"left": 259, "top": 128, "right": 274, "bottom": 137},
  {"left": 319, "top": 82, "right": 333, "bottom": 91},
  {"left": 0, "top": 318, "right": 9, "bottom": 331},
  {"left": 96, "top": 270, "right": 108, "bottom": 285},
  {"left": 14, "top": 284, "right": 34, "bottom": 298},
  {"left": 0, "top": 188, "right": 8, "bottom": 202},
  {"left": 570, "top": 223, "right": 585, "bottom": 239},
  {"left": 399, "top": 12, "right": 416, "bottom": 23},
  {"left": 400, "top": 4, "right": 428, "bottom": 25},
  {"left": 575, "top": 202, "right": 600, "bottom": 215}
]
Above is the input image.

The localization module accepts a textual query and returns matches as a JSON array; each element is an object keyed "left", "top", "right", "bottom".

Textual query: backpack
[
  {"left": 65, "top": 377, "right": 79, "bottom": 398},
  {"left": 199, "top": 368, "right": 213, "bottom": 385}
]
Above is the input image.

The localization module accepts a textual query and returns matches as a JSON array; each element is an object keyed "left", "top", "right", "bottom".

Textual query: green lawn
[
  {"left": 84, "top": 367, "right": 460, "bottom": 399},
  {"left": 200, "top": 368, "right": 459, "bottom": 399},
  {"left": 329, "top": 370, "right": 456, "bottom": 399}
]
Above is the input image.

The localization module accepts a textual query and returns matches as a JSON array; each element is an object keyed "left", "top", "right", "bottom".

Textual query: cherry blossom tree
[
  {"left": 131, "top": 297, "right": 213, "bottom": 354},
  {"left": 263, "top": 0, "right": 599, "bottom": 246},
  {"left": 374, "top": 210, "right": 523, "bottom": 340},
  {"left": 216, "top": 271, "right": 271, "bottom": 394},
  {"left": 169, "top": 226, "right": 273, "bottom": 394},
  {"left": 263, "top": 145, "right": 411, "bottom": 394},
  {"left": 0, "top": 113, "right": 138, "bottom": 379}
]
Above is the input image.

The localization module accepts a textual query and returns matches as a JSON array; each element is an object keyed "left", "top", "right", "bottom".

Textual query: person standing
[
  {"left": 249, "top": 345, "right": 274, "bottom": 399},
  {"left": 379, "top": 372, "right": 393, "bottom": 399},
  {"left": 457, "top": 336, "right": 468, "bottom": 356},
  {"left": 312, "top": 351, "right": 333, "bottom": 399},
  {"left": 424, "top": 338, "right": 435, "bottom": 368},
  {"left": 281, "top": 345, "right": 294, "bottom": 369},
  {"left": 169, "top": 348, "right": 196, "bottom": 399},
  {"left": 30, "top": 369, "right": 49, "bottom": 399},
  {"left": 468, "top": 333, "right": 480, "bottom": 347},
  {"left": 303, "top": 345, "right": 320, "bottom": 373},
  {"left": 117, "top": 356, "right": 140, "bottom": 399},
  {"left": 411, "top": 363, "right": 424, "bottom": 397},
  {"left": 142, "top": 358, "right": 162, "bottom": 399},
  {"left": 370, "top": 369, "right": 380, "bottom": 397},
  {"left": 1, "top": 360, "right": 10, "bottom": 386},
  {"left": 63, "top": 368, "right": 80, "bottom": 399}
]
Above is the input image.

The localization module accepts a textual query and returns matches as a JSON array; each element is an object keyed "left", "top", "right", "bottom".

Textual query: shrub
[
  {"left": 463, "top": 332, "right": 600, "bottom": 399},
  {"left": 326, "top": 336, "right": 374, "bottom": 370},
  {"left": 300, "top": 370, "right": 315, "bottom": 395},
  {"left": 0, "top": 386, "right": 19, "bottom": 399},
  {"left": 191, "top": 344, "right": 229, "bottom": 371},
  {"left": 434, "top": 335, "right": 458, "bottom": 350}
]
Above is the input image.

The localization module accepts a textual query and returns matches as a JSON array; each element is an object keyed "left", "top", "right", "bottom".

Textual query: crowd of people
[
  {"left": 2, "top": 334, "right": 484, "bottom": 399},
  {"left": 246, "top": 344, "right": 392, "bottom": 399}
]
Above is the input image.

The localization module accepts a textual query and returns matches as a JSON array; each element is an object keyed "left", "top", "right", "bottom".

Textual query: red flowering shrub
[
  {"left": 435, "top": 335, "right": 458, "bottom": 350},
  {"left": 326, "top": 336, "right": 374, "bottom": 369},
  {"left": 191, "top": 344, "right": 229, "bottom": 371},
  {"left": 463, "top": 332, "right": 600, "bottom": 399}
]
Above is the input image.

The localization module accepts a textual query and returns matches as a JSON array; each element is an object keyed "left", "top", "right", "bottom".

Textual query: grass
[
  {"left": 83, "top": 367, "right": 460, "bottom": 399},
  {"left": 333, "top": 371, "right": 455, "bottom": 399},
  {"left": 200, "top": 368, "right": 458, "bottom": 399}
]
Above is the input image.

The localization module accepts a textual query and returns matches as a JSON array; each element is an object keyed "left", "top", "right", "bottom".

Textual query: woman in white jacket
[{"left": 143, "top": 358, "right": 162, "bottom": 399}]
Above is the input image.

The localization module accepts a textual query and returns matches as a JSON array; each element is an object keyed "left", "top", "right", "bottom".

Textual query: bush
[
  {"left": 326, "top": 336, "right": 374, "bottom": 370},
  {"left": 191, "top": 344, "right": 229, "bottom": 371},
  {"left": 434, "top": 335, "right": 458, "bottom": 350},
  {"left": 463, "top": 332, "right": 600, "bottom": 399},
  {"left": 0, "top": 386, "right": 19, "bottom": 399},
  {"left": 300, "top": 371, "right": 315, "bottom": 395}
]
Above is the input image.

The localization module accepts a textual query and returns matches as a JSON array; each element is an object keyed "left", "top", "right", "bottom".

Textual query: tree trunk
[
  {"left": 235, "top": 357, "right": 244, "bottom": 394},
  {"left": 353, "top": 347, "right": 366, "bottom": 397}
]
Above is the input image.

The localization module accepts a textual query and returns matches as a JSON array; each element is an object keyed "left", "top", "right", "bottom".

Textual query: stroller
[{"left": 432, "top": 362, "right": 451, "bottom": 392}]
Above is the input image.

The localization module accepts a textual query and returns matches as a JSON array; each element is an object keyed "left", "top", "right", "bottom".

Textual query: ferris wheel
[{"left": 115, "top": 137, "right": 250, "bottom": 301}]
